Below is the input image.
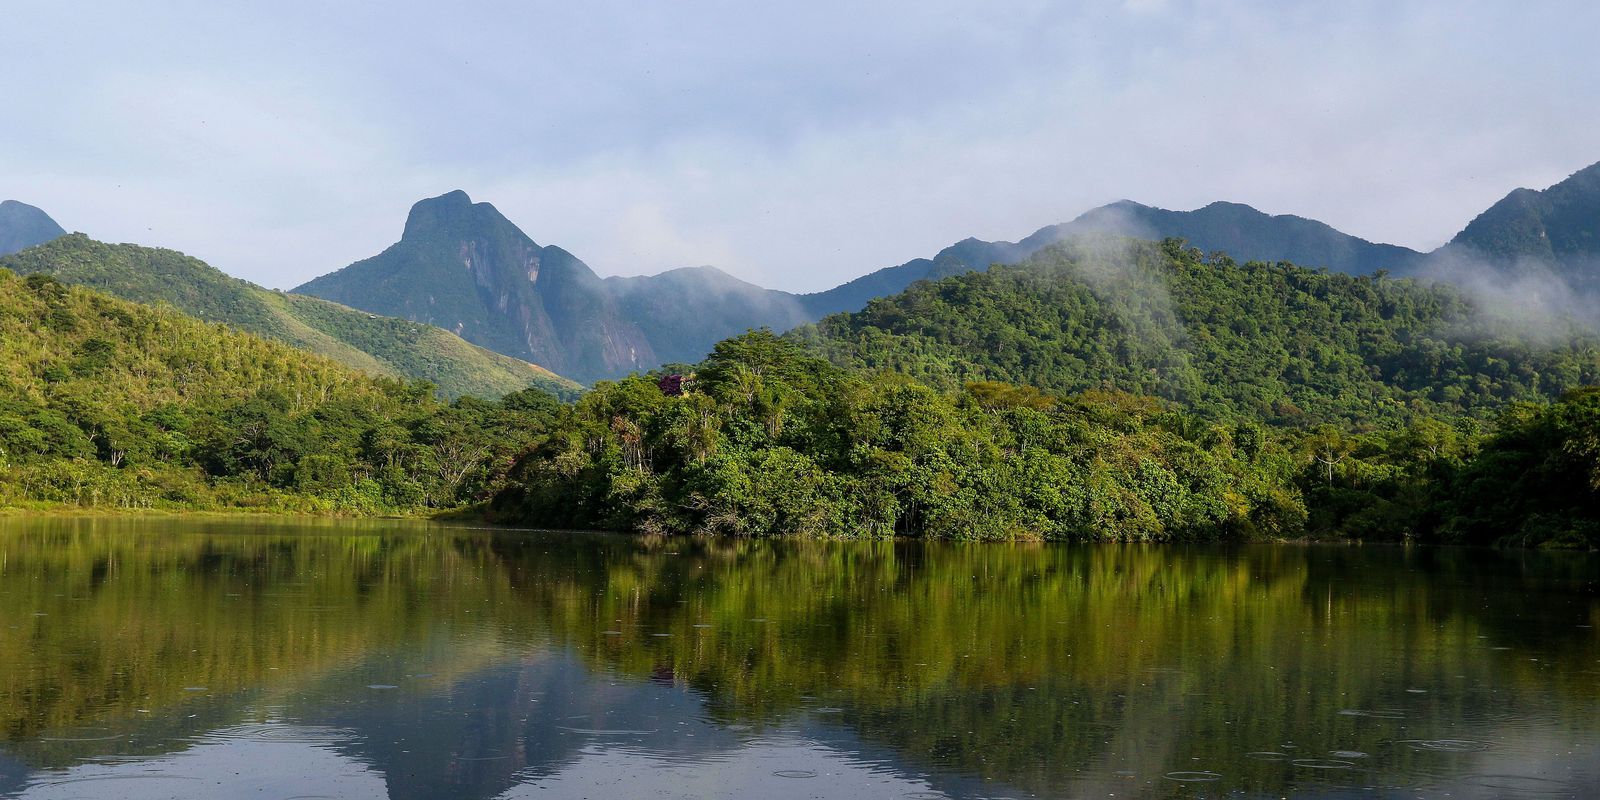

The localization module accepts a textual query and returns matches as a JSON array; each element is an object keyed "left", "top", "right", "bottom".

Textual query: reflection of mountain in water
[{"left": 303, "top": 653, "right": 744, "bottom": 800}]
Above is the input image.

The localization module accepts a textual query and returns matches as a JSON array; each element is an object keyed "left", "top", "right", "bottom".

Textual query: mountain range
[
  {"left": 7, "top": 159, "right": 1598, "bottom": 389},
  {"left": 294, "top": 162, "right": 1599, "bottom": 382}
]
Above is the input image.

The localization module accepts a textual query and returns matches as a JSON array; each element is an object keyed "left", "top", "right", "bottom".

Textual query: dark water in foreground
[{"left": 0, "top": 518, "right": 1595, "bottom": 799}]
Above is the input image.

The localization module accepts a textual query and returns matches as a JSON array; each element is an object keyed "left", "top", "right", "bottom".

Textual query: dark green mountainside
[
  {"left": 293, "top": 191, "right": 808, "bottom": 384},
  {"left": 0, "top": 200, "right": 66, "bottom": 256},
  {"left": 0, "top": 235, "right": 579, "bottom": 399},
  {"left": 1442, "top": 161, "right": 1600, "bottom": 286},
  {"left": 795, "top": 237, "right": 1600, "bottom": 426}
]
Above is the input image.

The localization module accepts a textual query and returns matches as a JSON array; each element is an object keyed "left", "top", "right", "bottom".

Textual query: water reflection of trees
[{"left": 0, "top": 518, "right": 1594, "bottom": 797}]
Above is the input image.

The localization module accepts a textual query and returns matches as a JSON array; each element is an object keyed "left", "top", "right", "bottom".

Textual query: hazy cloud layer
[{"left": 4, "top": 0, "right": 1597, "bottom": 291}]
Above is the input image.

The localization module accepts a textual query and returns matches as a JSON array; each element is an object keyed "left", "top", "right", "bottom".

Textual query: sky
[{"left": 3, "top": 0, "right": 1598, "bottom": 293}]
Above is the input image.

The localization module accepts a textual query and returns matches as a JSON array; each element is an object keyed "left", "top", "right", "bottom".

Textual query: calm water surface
[{"left": 0, "top": 517, "right": 1595, "bottom": 799}]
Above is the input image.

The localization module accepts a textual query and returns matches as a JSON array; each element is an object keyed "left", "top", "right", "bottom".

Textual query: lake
[{"left": 0, "top": 516, "right": 1595, "bottom": 799}]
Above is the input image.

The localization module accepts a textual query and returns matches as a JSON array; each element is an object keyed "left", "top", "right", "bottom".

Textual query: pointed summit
[{"left": 0, "top": 200, "right": 67, "bottom": 256}]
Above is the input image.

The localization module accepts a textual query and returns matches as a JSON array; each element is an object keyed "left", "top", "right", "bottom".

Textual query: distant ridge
[
  {"left": 801, "top": 199, "right": 1428, "bottom": 317},
  {"left": 0, "top": 200, "right": 66, "bottom": 256}
]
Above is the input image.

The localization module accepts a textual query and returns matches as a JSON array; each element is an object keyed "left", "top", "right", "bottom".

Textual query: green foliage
[
  {"left": 0, "top": 234, "right": 581, "bottom": 399},
  {"left": 492, "top": 330, "right": 1304, "bottom": 540},
  {"left": 1432, "top": 388, "right": 1600, "bottom": 547},
  {"left": 0, "top": 269, "right": 561, "bottom": 513},
  {"left": 794, "top": 237, "right": 1600, "bottom": 426}
]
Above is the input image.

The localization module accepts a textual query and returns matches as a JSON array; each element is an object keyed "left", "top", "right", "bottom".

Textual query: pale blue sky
[{"left": 4, "top": 0, "right": 1597, "bottom": 291}]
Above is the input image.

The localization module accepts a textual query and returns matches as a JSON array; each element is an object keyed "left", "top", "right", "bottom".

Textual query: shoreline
[{"left": 3, "top": 506, "right": 1590, "bottom": 550}]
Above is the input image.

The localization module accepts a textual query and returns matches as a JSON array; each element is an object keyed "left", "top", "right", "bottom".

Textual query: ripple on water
[
  {"left": 1460, "top": 774, "right": 1579, "bottom": 795},
  {"left": 1338, "top": 709, "right": 1406, "bottom": 719},
  {"left": 207, "top": 724, "right": 355, "bottom": 744},
  {"left": 1293, "top": 759, "right": 1358, "bottom": 770},
  {"left": 1328, "top": 750, "right": 1369, "bottom": 759},
  {"left": 773, "top": 770, "right": 818, "bottom": 779},
  {"left": 1245, "top": 751, "right": 1291, "bottom": 761},
  {"left": 554, "top": 726, "right": 658, "bottom": 735},
  {"left": 1396, "top": 738, "right": 1492, "bottom": 753},
  {"left": 38, "top": 728, "right": 120, "bottom": 742},
  {"left": 1164, "top": 771, "right": 1222, "bottom": 782},
  {"left": 33, "top": 774, "right": 199, "bottom": 788}
]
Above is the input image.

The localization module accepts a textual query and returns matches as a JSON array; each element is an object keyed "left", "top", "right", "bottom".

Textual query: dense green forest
[
  {"left": 794, "top": 237, "right": 1599, "bottom": 425},
  {"left": 492, "top": 332, "right": 1305, "bottom": 540},
  {"left": 0, "top": 269, "right": 558, "bottom": 513},
  {"left": 489, "top": 330, "right": 1599, "bottom": 546},
  {"left": 0, "top": 235, "right": 581, "bottom": 399}
]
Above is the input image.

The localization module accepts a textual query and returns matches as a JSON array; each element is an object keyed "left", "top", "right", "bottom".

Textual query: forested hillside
[
  {"left": 1449, "top": 161, "right": 1600, "bottom": 267},
  {"left": 1, "top": 235, "right": 580, "bottom": 399},
  {"left": 0, "top": 269, "right": 561, "bottom": 512},
  {"left": 794, "top": 237, "right": 1600, "bottom": 426}
]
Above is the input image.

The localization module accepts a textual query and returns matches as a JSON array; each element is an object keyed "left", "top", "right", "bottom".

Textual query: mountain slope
[
  {"left": 1445, "top": 160, "right": 1600, "bottom": 269},
  {"left": 294, "top": 191, "right": 813, "bottom": 382},
  {"left": 0, "top": 201, "right": 66, "bottom": 256},
  {"left": 0, "top": 234, "right": 580, "bottom": 399},
  {"left": 794, "top": 236, "right": 1599, "bottom": 425}
]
